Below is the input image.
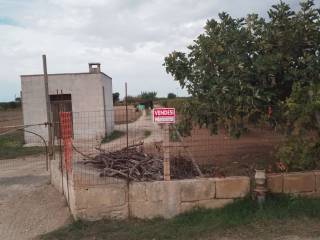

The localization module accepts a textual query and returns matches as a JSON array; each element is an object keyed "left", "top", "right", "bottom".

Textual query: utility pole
[{"left": 42, "top": 54, "right": 53, "bottom": 160}]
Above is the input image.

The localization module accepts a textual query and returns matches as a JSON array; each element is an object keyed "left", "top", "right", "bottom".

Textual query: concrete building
[{"left": 21, "top": 63, "right": 114, "bottom": 144}]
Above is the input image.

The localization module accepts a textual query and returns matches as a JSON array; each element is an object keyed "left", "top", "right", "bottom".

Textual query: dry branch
[{"left": 82, "top": 141, "right": 198, "bottom": 181}]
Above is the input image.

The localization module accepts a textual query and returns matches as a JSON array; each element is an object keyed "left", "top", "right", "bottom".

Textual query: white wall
[
  {"left": 21, "top": 72, "right": 114, "bottom": 144},
  {"left": 101, "top": 74, "right": 114, "bottom": 135}
]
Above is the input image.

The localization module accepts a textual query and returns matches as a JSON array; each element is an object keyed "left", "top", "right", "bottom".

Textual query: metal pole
[{"left": 42, "top": 55, "right": 53, "bottom": 162}]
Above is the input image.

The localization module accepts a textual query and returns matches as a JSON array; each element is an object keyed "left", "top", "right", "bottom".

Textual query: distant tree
[
  {"left": 139, "top": 91, "right": 157, "bottom": 100},
  {"left": 125, "top": 95, "right": 137, "bottom": 104},
  {"left": 167, "top": 93, "right": 177, "bottom": 99},
  {"left": 112, "top": 92, "right": 120, "bottom": 103}
]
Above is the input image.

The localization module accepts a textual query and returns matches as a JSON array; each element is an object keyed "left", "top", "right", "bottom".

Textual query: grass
[
  {"left": 101, "top": 130, "right": 125, "bottom": 143},
  {"left": 0, "top": 131, "right": 44, "bottom": 159},
  {"left": 41, "top": 194, "right": 320, "bottom": 240}
]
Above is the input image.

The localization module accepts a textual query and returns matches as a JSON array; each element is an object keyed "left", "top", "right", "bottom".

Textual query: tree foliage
[
  {"left": 139, "top": 91, "right": 157, "bottom": 100},
  {"left": 164, "top": 0, "right": 320, "bottom": 138},
  {"left": 113, "top": 92, "right": 120, "bottom": 103},
  {"left": 167, "top": 93, "right": 177, "bottom": 99}
]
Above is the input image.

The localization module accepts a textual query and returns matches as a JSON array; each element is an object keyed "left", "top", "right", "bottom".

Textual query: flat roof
[{"left": 21, "top": 72, "right": 112, "bottom": 79}]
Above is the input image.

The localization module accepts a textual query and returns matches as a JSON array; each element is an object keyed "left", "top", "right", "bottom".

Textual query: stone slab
[
  {"left": 129, "top": 182, "right": 147, "bottom": 202},
  {"left": 267, "top": 174, "right": 283, "bottom": 193},
  {"left": 75, "top": 183, "right": 127, "bottom": 209},
  {"left": 130, "top": 201, "right": 164, "bottom": 219},
  {"left": 76, "top": 205, "right": 128, "bottom": 220},
  {"left": 283, "top": 172, "right": 315, "bottom": 193},
  {"left": 180, "top": 179, "right": 215, "bottom": 202},
  {"left": 216, "top": 177, "right": 250, "bottom": 199},
  {"left": 314, "top": 171, "right": 320, "bottom": 193},
  {"left": 198, "top": 199, "right": 234, "bottom": 209}
]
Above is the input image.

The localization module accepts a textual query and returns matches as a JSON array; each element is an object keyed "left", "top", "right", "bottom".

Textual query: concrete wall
[
  {"left": 21, "top": 72, "right": 114, "bottom": 144},
  {"left": 267, "top": 171, "right": 320, "bottom": 196}
]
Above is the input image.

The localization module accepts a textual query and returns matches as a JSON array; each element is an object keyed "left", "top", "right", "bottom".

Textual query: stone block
[
  {"left": 75, "top": 183, "right": 127, "bottom": 209},
  {"left": 180, "top": 201, "right": 198, "bottom": 212},
  {"left": 129, "top": 182, "right": 147, "bottom": 202},
  {"left": 162, "top": 181, "right": 181, "bottom": 218},
  {"left": 146, "top": 181, "right": 165, "bottom": 202},
  {"left": 76, "top": 204, "right": 128, "bottom": 220},
  {"left": 130, "top": 201, "right": 164, "bottom": 219},
  {"left": 216, "top": 177, "right": 250, "bottom": 199},
  {"left": 180, "top": 179, "right": 215, "bottom": 202},
  {"left": 198, "top": 199, "right": 233, "bottom": 209},
  {"left": 267, "top": 174, "right": 283, "bottom": 193},
  {"left": 314, "top": 171, "right": 320, "bottom": 193},
  {"left": 180, "top": 199, "right": 233, "bottom": 213},
  {"left": 283, "top": 172, "right": 315, "bottom": 193}
]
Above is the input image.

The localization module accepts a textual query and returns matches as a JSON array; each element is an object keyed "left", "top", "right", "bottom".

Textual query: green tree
[
  {"left": 167, "top": 93, "right": 177, "bottom": 99},
  {"left": 164, "top": 0, "right": 320, "bottom": 138},
  {"left": 113, "top": 92, "right": 120, "bottom": 103},
  {"left": 139, "top": 91, "right": 157, "bottom": 100}
]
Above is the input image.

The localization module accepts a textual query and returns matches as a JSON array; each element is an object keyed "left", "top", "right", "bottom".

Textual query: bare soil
[
  {"left": 171, "top": 126, "right": 284, "bottom": 177},
  {"left": 114, "top": 106, "right": 142, "bottom": 124},
  {"left": 0, "top": 108, "right": 22, "bottom": 133},
  {"left": 0, "top": 156, "right": 70, "bottom": 240}
]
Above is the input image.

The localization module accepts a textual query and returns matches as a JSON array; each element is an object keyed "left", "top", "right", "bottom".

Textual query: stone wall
[
  {"left": 267, "top": 171, "right": 320, "bottom": 196},
  {"left": 52, "top": 158, "right": 320, "bottom": 221},
  {"left": 129, "top": 177, "right": 249, "bottom": 219},
  {"left": 51, "top": 159, "right": 251, "bottom": 221}
]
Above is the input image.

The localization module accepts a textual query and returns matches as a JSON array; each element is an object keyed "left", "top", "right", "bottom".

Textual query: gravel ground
[{"left": 0, "top": 155, "right": 71, "bottom": 240}]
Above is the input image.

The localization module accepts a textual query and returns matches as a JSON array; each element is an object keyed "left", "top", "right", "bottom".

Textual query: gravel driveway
[{"left": 0, "top": 155, "right": 71, "bottom": 240}]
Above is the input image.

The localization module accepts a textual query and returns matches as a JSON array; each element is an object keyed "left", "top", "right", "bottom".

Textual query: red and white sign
[{"left": 153, "top": 108, "right": 176, "bottom": 124}]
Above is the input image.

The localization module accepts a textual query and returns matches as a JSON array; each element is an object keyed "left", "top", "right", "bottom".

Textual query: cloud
[{"left": 0, "top": 0, "right": 318, "bottom": 101}]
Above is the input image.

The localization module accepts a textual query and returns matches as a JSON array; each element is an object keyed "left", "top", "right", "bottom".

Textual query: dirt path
[
  {"left": 0, "top": 156, "right": 71, "bottom": 240},
  {"left": 101, "top": 111, "right": 163, "bottom": 150}
]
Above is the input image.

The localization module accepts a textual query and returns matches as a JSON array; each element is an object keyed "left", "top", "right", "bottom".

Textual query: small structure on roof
[{"left": 21, "top": 63, "right": 114, "bottom": 144}]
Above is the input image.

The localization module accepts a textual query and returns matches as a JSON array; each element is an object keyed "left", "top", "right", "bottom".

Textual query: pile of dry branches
[{"left": 83, "top": 142, "right": 164, "bottom": 181}]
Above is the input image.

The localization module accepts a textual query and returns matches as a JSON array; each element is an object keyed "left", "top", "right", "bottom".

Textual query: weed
[
  {"left": 0, "top": 131, "right": 44, "bottom": 159},
  {"left": 101, "top": 130, "right": 125, "bottom": 143}
]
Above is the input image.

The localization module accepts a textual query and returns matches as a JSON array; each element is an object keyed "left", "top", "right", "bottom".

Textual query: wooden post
[
  {"left": 163, "top": 124, "right": 171, "bottom": 181},
  {"left": 42, "top": 54, "right": 53, "bottom": 161},
  {"left": 125, "top": 82, "right": 129, "bottom": 149}
]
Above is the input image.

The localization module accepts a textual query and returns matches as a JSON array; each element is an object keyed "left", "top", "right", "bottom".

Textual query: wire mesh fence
[
  {"left": 0, "top": 103, "right": 316, "bottom": 187},
  {"left": 68, "top": 108, "right": 165, "bottom": 186},
  {"left": 53, "top": 106, "right": 290, "bottom": 187},
  {"left": 0, "top": 124, "right": 49, "bottom": 170},
  {"left": 0, "top": 104, "right": 304, "bottom": 186}
]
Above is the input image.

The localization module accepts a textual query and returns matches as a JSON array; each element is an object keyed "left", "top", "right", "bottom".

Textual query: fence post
[{"left": 163, "top": 124, "right": 171, "bottom": 181}]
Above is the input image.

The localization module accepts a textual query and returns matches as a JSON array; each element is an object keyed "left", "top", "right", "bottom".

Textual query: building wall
[
  {"left": 100, "top": 74, "right": 114, "bottom": 136},
  {"left": 21, "top": 73, "right": 114, "bottom": 144}
]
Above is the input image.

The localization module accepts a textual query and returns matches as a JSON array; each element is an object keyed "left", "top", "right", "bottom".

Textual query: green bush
[{"left": 276, "top": 136, "right": 320, "bottom": 171}]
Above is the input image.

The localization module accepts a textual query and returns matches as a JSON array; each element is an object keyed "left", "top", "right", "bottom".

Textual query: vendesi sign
[{"left": 153, "top": 108, "right": 176, "bottom": 124}]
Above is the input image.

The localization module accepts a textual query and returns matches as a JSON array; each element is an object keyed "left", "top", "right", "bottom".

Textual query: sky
[{"left": 0, "top": 0, "right": 313, "bottom": 101}]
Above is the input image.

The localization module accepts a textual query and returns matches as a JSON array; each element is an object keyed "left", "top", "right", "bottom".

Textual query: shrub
[{"left": 276, "top": 136, "right": 320, "bottom": 171}]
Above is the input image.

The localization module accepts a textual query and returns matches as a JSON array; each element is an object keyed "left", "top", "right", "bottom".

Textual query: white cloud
[{"left": 0, "top": 0, "right": 317, "bottom": 101}]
